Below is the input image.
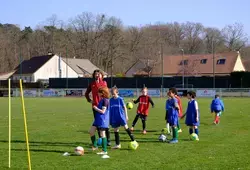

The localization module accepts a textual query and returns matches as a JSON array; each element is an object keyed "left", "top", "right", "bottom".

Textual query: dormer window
[
  {"left": 200, "top": 59, "right": 207, "bottom": 64},
  {"left": 217, "top": 59, "right": 226, "bottom": 65},
  {"left": 180, "top": 60, "right": 188, "bottom": 65}
]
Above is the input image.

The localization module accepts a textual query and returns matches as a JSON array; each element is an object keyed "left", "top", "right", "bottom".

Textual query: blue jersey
[
  {"left": 210, "top": 98, "right": 224, "bottom": 113},
  {"left": 167, "top": 97, "right": 179, "bottom": 126},
  {"left": 92, "top": 98, "right": 109, "bottom": 129},
  {"left": 165, "top": 99, "right": 171, "bottom": 111},
  {"left": 185, "top": 99, "right": 199, "bottom": 126},
  {"left": 109, "top": 96, "right": 127, "bottom": 128}
]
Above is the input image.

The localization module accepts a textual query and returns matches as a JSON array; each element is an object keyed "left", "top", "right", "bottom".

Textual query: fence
[{"left": 1, "top": 88, "right": 250, "bottom": 98}]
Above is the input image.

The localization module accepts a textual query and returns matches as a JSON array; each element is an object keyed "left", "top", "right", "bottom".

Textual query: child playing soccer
[
  {"left": 181, "top": 91, "right": 200, "bottom": 141},
  {"left": 165, "top": 96, "right": 171, "bottom": 134},
  {"left": 169, "top": 87, "right": 183, "bottom": 133},
  {"left": 89, "top": 87, "right": 110, "bottom": 155},
  {"left": 109, "top": 86, "right": 137, "bottom": 149},
  {"left": 131, "top": 87, "right": 154, "bottom": 134},
  {"left": 210, "top": 94, "right": 224, "bottom": 124},
  {"left": 167, "top": 89, "right": 180, "bottom": 144}
]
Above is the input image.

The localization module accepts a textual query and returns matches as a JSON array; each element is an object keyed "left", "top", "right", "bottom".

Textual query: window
[
  {"left": 200, "top": 59, "right": 207, "bottom": 64},
  {"left": 217, "top": 59, "right": 226, "bottom": 65},
  {"left": 180, "top": 60, "right": 188, "bottom": 65}
]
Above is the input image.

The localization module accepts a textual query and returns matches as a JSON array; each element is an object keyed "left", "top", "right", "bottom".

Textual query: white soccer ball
[
  {"left": 74, "top": 146, "right": 84, "bottom": 156},
  {"left": 158, "top": 134, "right": 167, "bottom": 142}
]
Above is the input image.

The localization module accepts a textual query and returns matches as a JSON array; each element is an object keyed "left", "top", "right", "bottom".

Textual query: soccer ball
[
  {"left": 97, "top": 138, "right": 102, "bottom": 146},
  {"left": 158, "top": 134, "right": 167, "bottom": 142},
  {"left": 128, "top": 141, "right": 139, "bottom": 150},
  {"left": 190, "top": 133, "right": 198, "bottom": 141},
  {"left": 126, "top": 102, "right": 133, "bottom": 109},
  {"left": 74, "top": 146, "right": 84, "bottom": 156}
]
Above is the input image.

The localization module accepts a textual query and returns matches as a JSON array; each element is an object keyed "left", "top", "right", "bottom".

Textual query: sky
[{"left": 1, "top": 0, "right": 250, "bottom": 34}]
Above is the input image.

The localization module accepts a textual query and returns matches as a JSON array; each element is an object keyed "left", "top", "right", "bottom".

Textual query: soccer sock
[
  {"left": 216, "top": 116, "right": 220, "bottom": 123},
  {"left": 105, "top": 128, "right": 111, "bottom": 143},
  {"left": 189, "top": 128, "right": 193, "bottom": 134},
  {"left": 114, "top": 132, "right": 120, "bottom": 145},
  {"left": 102, "top": 137, "right": 107, "bottom": 152},
  {"left": 166, "top": 123, "right": 170, "bottom": 132},
  {"left": 172, "top": 127, "right": 178, "bottom": 140},
  {"left": 126, "top": 128, "right": 135, "bottom": 141},
  {"left": 142, "top": 119, "right": 146, "bottom": 130},
  {"left": 177, "top": 122, "right": 181, "bottom": 130},
  {"left": 132, "top": 114, "right": 140, "bottom": 127},
  {"left": 91, "top": 135, "right": 97, "bottom": 147},
  {"left": 214, "top": 115, "right": 217, "bottom": 123},
  {"left": 194, "top": 128, "right": 199, "bottom": 136},
  {"left": 97, "top": 128, "right": 101, "bottom": 138},
  {"left": 217, "top": 116, "right": 220, "bottom": 123}
]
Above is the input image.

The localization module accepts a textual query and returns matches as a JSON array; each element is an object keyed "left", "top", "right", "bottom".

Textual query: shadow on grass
[
  {"left": 77, "top": 130, "right": 159, "bottom": 135},
  {"left": 11, "top": 148, "right": 66, "bottom": 153},
  {"left": 0, "top": 140, "right": 91, "bottom": 148}
]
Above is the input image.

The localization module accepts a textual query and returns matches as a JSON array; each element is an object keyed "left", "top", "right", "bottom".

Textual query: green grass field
[{"left": 0, "top": 97, "right": 250, "bottom": 170}]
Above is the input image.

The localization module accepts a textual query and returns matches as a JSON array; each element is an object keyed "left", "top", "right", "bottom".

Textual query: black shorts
[{"left": 137, "top": 113, "right": 147, "bottom": 121}]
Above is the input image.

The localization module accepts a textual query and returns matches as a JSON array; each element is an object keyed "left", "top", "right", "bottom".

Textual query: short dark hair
[
  {"left": 215, "top": 94, "right": 220, "bottom": 98},
  {"left": 92, "top": 69, "right": 104, "bottom": 79},
  {"left": 187, "top": 91, "right": 196, "bottom": 98},
  {"left": 169, "top": 87, "right": 177, "bottom": 95}
]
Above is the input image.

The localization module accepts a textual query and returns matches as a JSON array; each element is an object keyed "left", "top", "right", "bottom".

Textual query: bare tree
[
  {"left": 204, "top": 27, "right": 225, "bottom": 53},
  {"left": 182, "top": 22, "right": 204, "bottom": 54},
  {"left": 222, "top": 22, "right": 248, "bottom": 51}
]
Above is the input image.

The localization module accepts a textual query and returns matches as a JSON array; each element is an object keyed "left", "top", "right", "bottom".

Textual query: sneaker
[
  {"left": 130, "top": 127, "right": 134, "bottom": 131},
  {"left": 142, "top": 130, "right": 147, "bottom": 134},
  {"left": 112, "top": 144, "right": 121, "bottom": 149},
  {"left": 196, "top": 138, "right": 199, "bottom": 141},
  {"left": 97, "top": 151, "right": 108, "bottom": 155},
  {"left": 168, "top": 139, "right": 178, "bottom": 144},
  {"left": 107, "top": 142, "right": 111, "bottom": 146},
  {"left": 178, "top": 129, "right": 182, "bottom": 133}
]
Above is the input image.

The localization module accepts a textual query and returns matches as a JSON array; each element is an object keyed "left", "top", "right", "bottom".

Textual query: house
[
  {"left": 0, "top": 71, "right": 15, "bottom": 80},
  {"left": 125, "top": 59, "right": 157, "bottom": 77},
  {"left": 62, "top": 58, "right": 107, "bottom": 77},
  {"left": 11, "top": 54, "right": 105, "bottom": 82},
  {"left": 126, "top": 52, "right": 246, "bottom": 77}
]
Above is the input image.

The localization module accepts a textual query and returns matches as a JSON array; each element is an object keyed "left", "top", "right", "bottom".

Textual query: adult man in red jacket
[{"left": 85, "top": 70, "right": 111, "bottom": 146}]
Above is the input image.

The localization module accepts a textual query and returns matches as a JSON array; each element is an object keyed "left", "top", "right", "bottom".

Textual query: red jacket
[
  {"left": 85, "top": 80, "right": 107, "bottom": 106},
  {"left": 175, "top": 95, "right": 183, "bottom": 117},
  {"left": 134, "top": 95, "right": 154, "bottom": 116}
]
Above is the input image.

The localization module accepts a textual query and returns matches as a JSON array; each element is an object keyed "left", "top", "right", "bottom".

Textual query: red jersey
[
  {"left": 134, "top": 95, "right": 154, "bottom": 116},
  {"left": 85, "top": 80, "right": 107, "bottom": 106},
  {"left": 175, "top": 95, "right": 183, "bottom": 117}
]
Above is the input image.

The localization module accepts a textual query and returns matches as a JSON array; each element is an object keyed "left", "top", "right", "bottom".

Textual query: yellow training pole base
[{"left": 19, "top": 79, "right": 32, "bottom": 170}]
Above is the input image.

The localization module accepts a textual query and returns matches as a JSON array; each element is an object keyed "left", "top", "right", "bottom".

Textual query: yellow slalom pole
[
  {"left": 8, "top": 79, "right": 11, "bottom": 168},
  {"left": 19, "top": 79, "right": 32, "bottom": 170}
]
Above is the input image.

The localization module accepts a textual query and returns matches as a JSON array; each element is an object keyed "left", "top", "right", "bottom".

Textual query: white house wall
[
  {"left": 233, "top": 54, "right": 246, "bottom": 72},
  {"left": 34, "top": 55, "right": 78, "bottom": 82}
]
